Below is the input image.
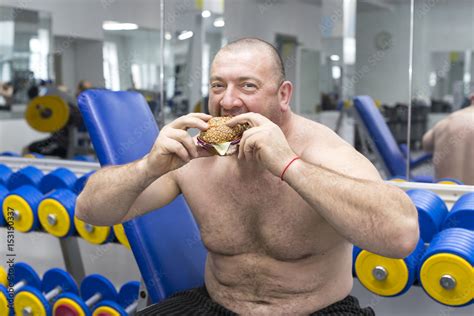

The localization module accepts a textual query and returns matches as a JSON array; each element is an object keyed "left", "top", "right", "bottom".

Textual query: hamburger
[{"left": 197, "top": 116, "right": 249, "bottom": 156}]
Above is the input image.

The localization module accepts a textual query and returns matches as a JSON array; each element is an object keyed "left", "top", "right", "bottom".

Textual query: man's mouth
[{"left": 221, "top": 110, "right": 247, "bottom": 117}]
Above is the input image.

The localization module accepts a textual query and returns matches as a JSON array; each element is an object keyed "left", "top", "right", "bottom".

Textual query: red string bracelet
[{"left": 280, "top": 156, "right": 300, "bottom": 181}]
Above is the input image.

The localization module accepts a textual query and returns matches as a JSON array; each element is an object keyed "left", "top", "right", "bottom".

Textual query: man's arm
[
  {"left": 283, "top": 147, "right": 419, "bottom": 259},
  {"left": 422, "top": 128, "right": 434, "bottom": 152},
  {"left": 75, "top": 158, "right": 179, "bottom": 226},
  {"left": 227, "top": 113, "right": 419, "bottom": 259},
  {"left": 76, "top": 113, "right": 212, "bottom": 226}
]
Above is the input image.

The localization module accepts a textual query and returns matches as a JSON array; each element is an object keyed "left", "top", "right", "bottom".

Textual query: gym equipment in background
[
  {"left": 92, "top": 281, "right": 140, "bottom": 316},
  {"left": 442, "top": 192, "right": 474, "bottom": 231},
  {"left": 25, "top": 96, "right": 70, "bottom": 133},
  {"left": 407, "top": 189, "right": 448, "bottom": 243},
  {"left": 0, "top": 164, "right": 13, "bottom": 186},
  {"left": 53, "top": 274, "right": 118, "bottom": 316},
  {"left": 418, "top": 228, "right": 473, "bottom": 307},
  {"left": 7, "top": 166, "right": 44, "bottom": 190},
  {"left": 354, "top": 238, "right": 425, "bottom": 297},
  {"left": 38, "top": 189, "right": 77, "bottom": 238},
  {"left": 0, "top": 263, "right": 42, "bottom": 316},
  {"left": 78, "top": 89, "right": 206, "bottom": 303},
  {"left": 3, "top": 185, "right": 43, "bottom": 232},
  {"left": 353, "top": 96, "right": 433, "bottom": 182},
  {"left": 14, "top": 268, "right": 79, "bottom": 316}
]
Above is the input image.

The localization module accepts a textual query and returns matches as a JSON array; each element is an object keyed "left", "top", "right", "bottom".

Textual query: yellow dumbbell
[
  {"left": 74, "top": 216, "right": 114, "bottom": 245},
  {"left": 0, "top": 266, "right": 6, "bottom": 287},
  {"left": 354, "top": 238, "right": 425, "bottom": 297},
  {"left": 113, "top": 224, "right": 131, "bottom": 250},
  {"left": 419, "top": 228, "right": 473, "bottom": 307}
]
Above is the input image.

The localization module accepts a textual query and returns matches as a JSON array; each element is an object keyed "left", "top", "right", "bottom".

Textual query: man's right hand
[{"left": 145, "top": 113, "right": 213, "bottom": 177}]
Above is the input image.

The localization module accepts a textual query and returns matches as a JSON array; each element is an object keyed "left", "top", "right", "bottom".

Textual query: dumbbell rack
[
  {"left": 0, "top": 156, "right": 100, "bottom": 284},
  {"left": 391, "top": 181, "right": 474, "bottom": 209}
]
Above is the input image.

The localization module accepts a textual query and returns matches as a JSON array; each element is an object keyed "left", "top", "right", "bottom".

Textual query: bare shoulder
[
  {"left": 172, "top": 155, "right": 214, "bottom": 186},
  {"left": 293, "top": 115, "right": 382, "bottom": 182}
]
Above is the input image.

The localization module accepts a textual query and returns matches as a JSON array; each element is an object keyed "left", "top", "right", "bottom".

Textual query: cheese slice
[{"left": 212, "top": 142, "right": 231, "bottom": 156}]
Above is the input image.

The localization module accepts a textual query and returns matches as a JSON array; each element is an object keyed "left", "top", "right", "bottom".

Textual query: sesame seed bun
[{"left": 197, "top": 116, "right": 249, "bottom": 155}]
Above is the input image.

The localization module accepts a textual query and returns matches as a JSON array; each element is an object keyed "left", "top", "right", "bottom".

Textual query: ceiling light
[
  {"left": 213, "top": 17, "right": 225, "bottom": 28},
  {"left": 103, "top": 21, "right": 138, "bottom": 31},
  {"left": 178, "top": 30, "right": 194, "bottom": 40}
]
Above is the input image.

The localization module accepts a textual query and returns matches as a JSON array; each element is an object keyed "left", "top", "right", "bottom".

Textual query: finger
[
  {"left": 237, "top": 129, "right": 258, "bottom": 160},
  {"left": 238, "top": 128, "right": 260, "bottom": 160},
  {"left": 226, "top": 113, "right": 268, "bottom": 127},
  {"left": 242, "top": 135, "right": 257, "bottom": 162},
  {"left": 187, "top": 112, "right": 213, "bottom": 121},
  {"left": 171, "top": 115, "right": 210, "bottom": 131},
  {"left": 167, "top": 129, "right": 198, "bottom": 158},
  {"left": 166, "top": 139, "right": 191, "bottom": 162}
]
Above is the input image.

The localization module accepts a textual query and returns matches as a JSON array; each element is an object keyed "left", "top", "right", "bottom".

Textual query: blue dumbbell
[
  {"left": 2, "top": 185, "right": 43, "bottom": 232},
  {"left": 72, "top": 155, "right": 96, "bottom": 162},
  {"left": 354, "top": 237, "right": 425, "bottom": 297},
  {"left": 0, "top": 184, "right": 9, "bottom": 227},
  {"left": 39, "top": 168, "right": 78, "bottom": 194},
  {"left": 92, "top": 281, "right": 140, "bottom": 316},
  {"left": 352, "top": 246, "right": 362, "bottom": 277},
  {"left": 53, "top": 274, "right": 118, "bottom": 316},
  {"left": 0, "top": 164, "right": 13, "bottom": 186},
  {"left": 0, "top": 263, "right": 41, "bottom": 316},
  {"left": 407, "top": 189, "right": 449, "bottom": 243},
  {"left": 38, "top": 189, "right": 77, "bottom": 238},
  {"left": 73, "top": 171, "right": 95, "bottom": 195},
  {"left": 442, "top": 192, "right": 474, "bottom": 231},
  {"left": 0, "top": 151, "right": 21, "bottom": 157},
  {"left": 14, "top": 268, "right": 79, "bottom": 316},
  {"left": 418, "top": 228, "right": 474, "bottom": 307},
  {"left": 7, "top": 166, "right": 44, "bottom": 190}
]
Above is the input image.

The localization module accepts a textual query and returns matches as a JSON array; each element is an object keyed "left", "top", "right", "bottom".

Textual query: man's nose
[{"left": 219, "top": 86, "right": 243, "bottom": 109}]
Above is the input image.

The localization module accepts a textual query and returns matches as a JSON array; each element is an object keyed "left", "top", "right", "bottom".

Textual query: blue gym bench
[
  {"left": 77, "top": 90, "right": 207, "bottom": 308},
  {"left": 353, "top": 96, "right": 433, "bottom": 183}
]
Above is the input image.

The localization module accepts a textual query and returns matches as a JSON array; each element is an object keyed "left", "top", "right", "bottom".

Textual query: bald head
[{"left": 214, "top": 38, "right": 286, "bottom": 85}]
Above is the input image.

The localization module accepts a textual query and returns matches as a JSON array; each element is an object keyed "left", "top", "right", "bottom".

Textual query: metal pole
[
  {"left": 157, "top": 0, "right": 166, "bottom": 129},
  {"left": 406, "top": 0, "right": 415, "bottom": 180}
]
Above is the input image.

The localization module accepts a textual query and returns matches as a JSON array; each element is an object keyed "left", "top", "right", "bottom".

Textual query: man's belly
[{"left": 204, "top": 242, "right": 354, "bottom": 315}]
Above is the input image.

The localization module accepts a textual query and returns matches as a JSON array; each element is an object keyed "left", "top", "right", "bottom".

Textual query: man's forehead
[{"left": 211, "top": 49, "right": 273, "bottom": 74}]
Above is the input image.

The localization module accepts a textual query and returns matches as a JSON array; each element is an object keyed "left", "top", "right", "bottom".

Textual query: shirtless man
[
  {"left": 76, "top": 38, "right": 419, "bottom": 315},
  {"left": 422, "top": 95, "right": 474, "bottom": 185}
]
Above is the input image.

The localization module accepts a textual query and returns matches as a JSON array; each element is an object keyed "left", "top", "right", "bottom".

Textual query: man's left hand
[{"left": 227, "top": 113, "right": 296, "bottom": 177}]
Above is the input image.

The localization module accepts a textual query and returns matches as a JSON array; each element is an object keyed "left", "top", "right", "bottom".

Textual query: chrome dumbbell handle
[
  {"left": 125, "top": 301, "right": 138, "bottom": 314},
  {"left": 372, "top": 266, "right": 388, "bottom": 281},
  {"left": 439, "top": 275, "right": 456, "bottom": 290},
  {"left": 85, "top": 292, "right": 102, "bottom": 307},
  {"left": 45, "top": 286, "right": 62, "bottom": 301},
  {"left": 13, "top": 280, "right": 26, "bottom": 292}
]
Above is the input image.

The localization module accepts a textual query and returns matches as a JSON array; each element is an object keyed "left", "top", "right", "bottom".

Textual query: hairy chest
[{"left": 178, "top": 158, "right": 335, "bottom": 260}]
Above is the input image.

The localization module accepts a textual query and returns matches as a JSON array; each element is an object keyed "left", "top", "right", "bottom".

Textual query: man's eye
[
  {"left": 211, "top": 83, "right": 224, "bottom": 89},
  {"left": 242, "top": 83, "right": 257, "bottom": 89}
]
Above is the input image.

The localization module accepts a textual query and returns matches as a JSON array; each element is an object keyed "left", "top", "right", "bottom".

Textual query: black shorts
[{"left": 137, "top": 286, "right": 375, "bottom": 316}]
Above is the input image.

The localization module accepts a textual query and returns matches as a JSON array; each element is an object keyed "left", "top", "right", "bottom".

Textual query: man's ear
[{"left": 278, "top": 81, "right": 293, "bottom": 111}]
